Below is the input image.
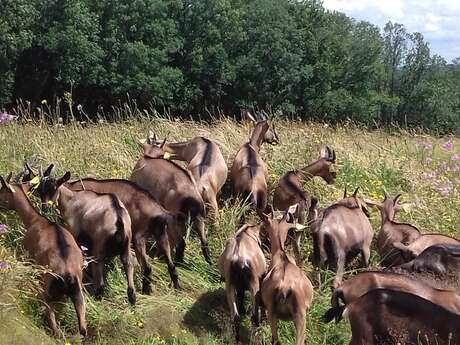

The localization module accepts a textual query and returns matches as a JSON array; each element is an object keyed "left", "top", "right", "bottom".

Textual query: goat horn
[
  {"left": 343, "top": 186, "right": 348, "bottom": 198},
  {"left": 352, "top": 187, "right": 359, "bottom": 197},
  {"left": 383, "top": 189, "right": 389, "bottom": 200},
  {"left": 43, "top": 164, "right": 55, "bottom": 177},
  {"left": 332, "top": 150, "right": 336, "bottom": 162},
  {"left": 245, "top": 110, "right": 256, "bottom": 123},
  {"left": 394, "top": 193, "right": 402, "bottom": 204},
  {"left": 25, "top": 162, "right": 38, "bottom": 175},
  {"left": 160, "top": 137, "right": 167, "bottom": 148},
  {"left": 6, "top": 172, "right": 12, "bottom": 183}
]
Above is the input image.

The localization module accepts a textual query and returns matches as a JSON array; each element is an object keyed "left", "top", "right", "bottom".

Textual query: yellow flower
[
  {"left": 163, "top": 152, "right": 171, "bottom": 160},
  {"left": 41, "top": 99, "right": 47, "bottom": 105},
  {"left": 47, "top": 200, "right": 54, "bottom": 206}
]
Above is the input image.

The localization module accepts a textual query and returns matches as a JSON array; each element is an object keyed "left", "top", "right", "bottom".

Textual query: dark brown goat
[
  {"left": 148, "top": 133, "right": 228, "bottom": 219},
  {"left": 131, "top": 139, "right": 211, "bottom": 263},
  {"left": 37, "top": 171, "right": 136, "bottom": 304},
  {"left": 230, "top": 111, "right": 279, "bottom": 212},
  {"left": 393, "top": 233, "right": 460, "bottom": 261},
  {"left": 0, "top": 175, "right": 86, "bottom": 336},
  {"left": 310, "top": 189, "right": 373, "bottom": 287},
  {"left": 366, "top": 192, "right": 421, "bottom": 267},
  {"left": 260, "top": 207, "right": 314, "bottom": 345},
  {"left": 218, "top": 224, "right": 266, "bottom": 343},
  {"left": 324, "top": 271, "right": 460, "bottom": 324},
  {"left": 327, "top": 289, "right": 460, "bottom": 345},
  {"left": 67, "top": 177, "right": 185, "bottom": 292}
]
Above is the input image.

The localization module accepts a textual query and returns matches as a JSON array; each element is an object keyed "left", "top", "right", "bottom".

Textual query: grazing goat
[
  {"left": 148, "top": 132, "right": 228, "bottom": 219},
  {"left": 273, "top": 147, "right": 336, "bottom": 262},
  {"left": 310, "top": 188, "right": 373, "bottom": 287},
  {"left": 67, "top": 177, "right": 184, "bottom": 292},
  {"left": 393, "top": 233, "right": 460, "bottom": 261},
  {"left": 366, "top": 192, "right": 421, "bottom": 267},
  {"left": 131, "top": 137, "right": 211, "bottom": 263},
  {"left": 0, "top": 175, "right": 87, "bottom": 336},
  {"left": 37, "top": 171, "right": 136, "bottom": 304},
  {"left": 324, "top": 271, "right": 460, "bottom": 324},
  {"left": 260, "top": 207, "right": 313, "bottom": 345},
  {"left": 218, "top": 224, "right": 266, "bottom": 343},
  {"left": 327, "top": 289, "right": 460, "bottom": 345},
  {"left": 230, "top": 111, "right": 279, "bottom": 212}
]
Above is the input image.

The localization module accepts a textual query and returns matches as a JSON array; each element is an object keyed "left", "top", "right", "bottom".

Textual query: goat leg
[
  {"left": 268, "top": 310, "right": 279, "bottom": 345},
  {"left": 226, "top": 282, "right": 240, "bottom": 344},
  {"left": 158, "top": 231, "right": 180, "bottom": 289},
  {"left": 69, "top": 279, "right": 87, "bottom": 337},
  {"left": 194, "top": 217, "right": 212, "bottom": 264},
  {"left": 120, "top": 243, "right": 136, "bottom": 305},
  {"left": 175, "top": 238, "right": 186, "bottom": 264},
  {"left": 293, "top": 312, "right": 306, "bottom": 345},
  {"left": 133, "top": 235, "right": 153, "bottom": 294}
]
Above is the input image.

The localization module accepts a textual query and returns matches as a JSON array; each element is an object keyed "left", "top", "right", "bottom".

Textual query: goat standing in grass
[
  {"left": 218, "top": 223, "right": 266, "bottom": 343},
  {"left": 0, "top": 174, "right": 87, "bottom": 336},
  {"left": 259, "top": 206, "right": 313, "bottom": 345},
  {"left": 310, "top": 188, "right": 373, "bottom": 287},
  {"left": 230, "top": 111, "right": 279, "bottom": 212},
  {"left": 148, "top": 132, "right": 228, "bottom": 220},
  {"left": 366, "top": 192, "right": 420, "bottom": 266},
  {"left": 37, "top": 171, "right": 136, "bottom": 304},
  {"left": 131, "top": 138, "right": 211, "bottom": 264},
  {"left": 273, "top": 146, "right": 336, "bottom": 262}
]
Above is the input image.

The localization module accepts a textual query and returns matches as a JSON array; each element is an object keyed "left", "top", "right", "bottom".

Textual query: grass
[{"left": 1, "top": 115, "right": 459, "bottom": 345}]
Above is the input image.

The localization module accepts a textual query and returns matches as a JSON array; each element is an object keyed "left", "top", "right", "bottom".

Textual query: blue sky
[{"left": 323, "top": 0, "right": 460, "bottom": 62}]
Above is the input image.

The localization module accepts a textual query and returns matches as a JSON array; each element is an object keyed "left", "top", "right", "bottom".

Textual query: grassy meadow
[{"left": 0, "top": 115, "right": 459, "bottom": 345}]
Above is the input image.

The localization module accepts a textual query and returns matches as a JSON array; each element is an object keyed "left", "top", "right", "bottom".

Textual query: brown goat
[
  {"left": 393, "top": 233, "right": 460, "bottom": 261},
  {"left": 324, "top": 271, "right": 460, "bottom": 324},
  {"left": 366, "top": 192, "right": 421, "bottom": 267},
  {"left": 260, "top": 207, "right": 314, "bottom": 345},
  {"left": 131, "top": 139, "right": 211, "bottom": 263},
  {"left": 327, "top": 289, "right": 460, "bottom": 345},
  {"left": 310, "top": 189, "right": 373, "bottom": 287},
  {"left": 66, "top": 177, "right": 184, "bottom": 292},
  {"left": 148, "top": 133, "right": 228, "bottom": 219},
  {"left": 230, "top": 111, "right": 279, "bottom": 212},
  {"left": 37, "top": 171, "right": 136, "bottom": 304},
  {"left": 273, "top": 147, "right": 336, "bottom": 262},
  {"left": 0, "top": 175, "right": 86, "bottom": 336},
  {"left": 218, "top": 224, "right": 266, "bottom": 343}
]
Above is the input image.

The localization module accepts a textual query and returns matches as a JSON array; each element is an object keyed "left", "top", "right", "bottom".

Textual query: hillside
[{"left": 0, "top": 117, "right": 459, "bottom": 345}]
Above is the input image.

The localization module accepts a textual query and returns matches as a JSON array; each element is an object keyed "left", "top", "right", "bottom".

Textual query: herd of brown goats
[{"left": 0, "top": 111, "right": 459, "bottom": 344}]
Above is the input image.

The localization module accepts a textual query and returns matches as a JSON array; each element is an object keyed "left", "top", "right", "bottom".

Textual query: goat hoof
[
  {"left": 251, "top": 315, "right": 259, "bottom": 327},
  {"left": 128, "top": 288, "right": 136, "bottom": 305},
  {"left": 142, "top": 283, "right": 153, "bottom": 295},
  {"left": 80, "top": 327, "right": 88, "bottom": 338}
]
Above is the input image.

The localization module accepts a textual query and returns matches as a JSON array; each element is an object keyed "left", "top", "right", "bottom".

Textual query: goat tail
[
  {"left": 276, "top": 287, "right": 292, "bottom": 305},
  {"left": 324, "top": 233, "right": 336, "bottom": 266},
  {"left": 251, "top": 188, "right": 266, "bottom": 211},
  {"left": 322, "top": 305, "right": 345, "bottom": 324},
  {"left": 229, "top": 260, "right": 252, "bottom": 292},
  {"left": 64, "top": 273, "right": 79, "bottom": 296},
  {"left": 331, "top": 287, "right": 345, "bottom": 309}
]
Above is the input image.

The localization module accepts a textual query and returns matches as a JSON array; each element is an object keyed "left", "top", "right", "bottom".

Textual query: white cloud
[{"left": 322, "top": 0, "right": 460, "bottom": 61}]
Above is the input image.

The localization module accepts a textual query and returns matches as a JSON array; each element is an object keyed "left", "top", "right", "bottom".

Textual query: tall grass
[{"left": 0, "top": 113, "right": 459, "bottom": 344}]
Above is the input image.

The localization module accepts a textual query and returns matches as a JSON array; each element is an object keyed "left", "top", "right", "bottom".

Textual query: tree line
[{"left": 1, "top": 0, "right": 459, "bottom": 131}]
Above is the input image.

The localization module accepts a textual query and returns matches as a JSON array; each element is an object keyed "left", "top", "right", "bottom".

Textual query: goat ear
[
  {"left": 43, "top": 164, "right": 55, "bottom": 177},
  {"left": 363, "top": 198, "right": 382, "bottom": 209},
  {"left": 57, "top": 172, "right": 71, "bottom": 186},
  {"left": 383, "top": 189, "right": 389, "bottom": 200},
  {"left": 331, "top": 149, "right": 336, "bottom": 163},
  {"left": 0, "top": 175, "right": 15, "bottom": 193},
  {"left": 138, "top": 138, "right": 147, "bottom": 146}
]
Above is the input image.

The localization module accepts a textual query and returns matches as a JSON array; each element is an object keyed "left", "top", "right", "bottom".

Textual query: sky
[{"left": 322, "top": 0, "right": 460, "bottom": 62}]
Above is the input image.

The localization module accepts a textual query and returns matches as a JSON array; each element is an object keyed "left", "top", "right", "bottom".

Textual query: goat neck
[
  {"left": 54, "top": 184, "right": 75, "bottom": 213},
  {"left": 9, "top": 185, "right": 42, "bottom": 228},
  {"left": 249, "top": 121, "right": 269, "bottom": 152},
  {"left": 297, "top": 160, "right": 325, "bottom": 181},
  {"left": 161, "top": 141, "right": 195, "bottom": 162}
]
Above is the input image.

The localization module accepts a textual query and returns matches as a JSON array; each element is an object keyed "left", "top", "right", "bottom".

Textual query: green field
[{"left": 1, "top": 116, "right": 459, "bottom": 345}]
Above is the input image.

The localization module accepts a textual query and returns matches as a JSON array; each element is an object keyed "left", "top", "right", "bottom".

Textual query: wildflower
[
  {"left": 0, "top": 224, "right": 7, "bottom": 234},
  {"left": 77, "top": 104, "right": 82, "bottom": 111},
  {"left": 0, "top": 112, "right": 17, "bottom": 124},
  {"left": 80, "top": 245, "right": 88, "bottom": 252},
  {"left": 0, "top": 262, "right": 9, "bottom": 270},
  {"left": 451, "top": 154, "right": 459, "bottom": 161},
  {"left": 425, "top": 157, "right": 432, "bottom": 164},
  {"left": 41, "top": 99, "right": 47, "bottom": 105},
  {"left": 442, "top": 139, "right": 454, "bottom": 150}
]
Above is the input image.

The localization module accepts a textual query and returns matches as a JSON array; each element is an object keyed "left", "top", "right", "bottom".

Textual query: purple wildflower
[
  {"left": 442, "top": 139, "right": 454, "bottom": 150},
  {"left": 451, "top": 154, "right": 459, "bottom": 161},
  {"left": 0, "top": 262, "right": 9, "bottom": 270},
  {"left": 0, "top": 112, "right": 17, "bottom": 124},
  {"left": 0, "top": 224, "right": 6, "bottom": 234}
]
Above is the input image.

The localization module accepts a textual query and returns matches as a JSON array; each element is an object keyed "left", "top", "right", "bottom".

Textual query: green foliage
[{"left": 0, "top": 0, "right": 460, "bottom": 132}]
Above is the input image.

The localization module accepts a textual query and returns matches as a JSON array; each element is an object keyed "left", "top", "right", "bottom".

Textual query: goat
[
  {"left": 230, "top": 111, "right": 279, "bottom": 212},
  {"left": 37, "top": 171, "right": 136, "bottom": 304},
  {"left": 326, "top": 289, "right": 460, "bottom": 345},
  {"left": 310, "top": 188, "right": 373, "bottom": 287},
  {"left": 393, "top": 233, "right": 460, "bottom": 262},
  {"left": 324, "top": 270, "right": 460, "bottom": 324},
  {"left": 130, "top": 137, "right": 211, "bottom": 264},
  {"left": 66, "top": 177, "right": 184, "bottom": 292},
  {"left": 147, "top": 133, "right": 228, "bottom": 220},
  {"left": 366, "top": 192, "right": 421, "bottom": 267},
  {"left": 259, "top": 206, "right": 314, "bottom": 345},
  {"left": 218, "top": 223, "right": 266, "bottom": 343},
  {"left": 273, "top": 147, "right": 336, "bottom": 262},
  {"left": 0, "top": 175, "right": 87, "bottom": 336}
]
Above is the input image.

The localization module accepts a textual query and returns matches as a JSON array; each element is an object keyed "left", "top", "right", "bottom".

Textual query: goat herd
[{"left": 0, "top": 111, "right": 459, "bottom": 345}]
